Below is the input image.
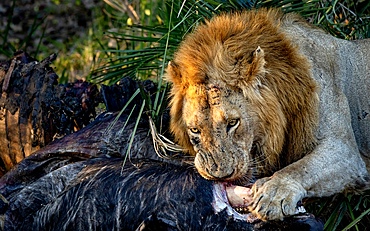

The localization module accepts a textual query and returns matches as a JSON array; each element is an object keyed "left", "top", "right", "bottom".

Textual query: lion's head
[{"left": 166, "top": 9, "right": 318, "bottom": 181}]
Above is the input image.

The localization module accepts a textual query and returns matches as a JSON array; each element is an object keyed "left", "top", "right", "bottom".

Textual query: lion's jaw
[{"left": 183, "top": 83, "right": 258, "bottom": 181}]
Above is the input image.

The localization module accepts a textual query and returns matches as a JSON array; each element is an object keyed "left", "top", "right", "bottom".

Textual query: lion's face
[
  {"left": 182, "top": 82, "right": 259, "bottom": 180},
  {"left": 166, "top": 9, "right": 318, "bottom": 181}
]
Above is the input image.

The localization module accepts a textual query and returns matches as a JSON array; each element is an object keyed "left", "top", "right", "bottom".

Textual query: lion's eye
[
  {"left": 189, "top": 127, "right": 200, "bottom": 134},
  {"left": 228, "top": 119, "right": 238, "bottom": 126},
  {"left": 227, "top": 118, "right": 240, "bottom": 132}
]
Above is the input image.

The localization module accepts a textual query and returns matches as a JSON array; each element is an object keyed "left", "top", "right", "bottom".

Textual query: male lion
[{"left": 165, "top": 8, "right": 370, "bottom": 221}]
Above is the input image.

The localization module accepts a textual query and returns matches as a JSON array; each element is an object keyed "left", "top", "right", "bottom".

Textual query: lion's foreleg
[{"left": 249, "top": 137, "right": 368, "bottom": 221}]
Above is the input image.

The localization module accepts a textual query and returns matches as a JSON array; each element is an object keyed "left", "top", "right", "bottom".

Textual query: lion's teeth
[
  {"left": 296, "top": 205, "right": 306, "bottom": 214},
  {"left": 234, "top": 206, "right": 249, "bottom": 214}
]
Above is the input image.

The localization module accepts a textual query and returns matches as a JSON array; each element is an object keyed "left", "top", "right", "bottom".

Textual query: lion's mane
[{"left": 166, "top": 9, "right": 319, "bottom": 173}]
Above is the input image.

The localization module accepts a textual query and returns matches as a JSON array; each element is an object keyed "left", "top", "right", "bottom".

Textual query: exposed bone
[{"left": 226, "top": 185, "right": 253, "bottom": 208}]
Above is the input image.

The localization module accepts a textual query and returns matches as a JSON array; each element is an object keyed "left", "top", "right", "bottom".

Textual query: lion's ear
[
  {"left": 166, "top": 61, "right": 182, "bottom": 86},
  {"left": 250, "top": 46, "right": 266, "bottom": 76},
  {"left": 238, "top": 46, "right": 266, "bottom": 95}
]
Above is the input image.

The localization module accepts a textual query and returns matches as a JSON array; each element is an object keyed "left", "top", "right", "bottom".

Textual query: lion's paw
[{"left": 249, "top": 176, "right": 307, "bottom": 221}]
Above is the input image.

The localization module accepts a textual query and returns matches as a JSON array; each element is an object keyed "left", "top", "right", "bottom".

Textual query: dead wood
[
  {"left": 0, "top": 51, "right": 166, "bottom": 176},
  {"left": 0, "top": 51, "right": 99, "bottom": 175}
]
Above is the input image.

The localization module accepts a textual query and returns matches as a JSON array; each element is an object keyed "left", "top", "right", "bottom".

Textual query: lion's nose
[{"left": 194, "top": 152, "right": 235, "bottom": 180}]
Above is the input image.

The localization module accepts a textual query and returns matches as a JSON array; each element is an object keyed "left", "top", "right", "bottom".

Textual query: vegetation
[
  {"left": 1, "top": 0, "right": 369, "bottom": 230},
  {"left": 0, "top": 0, "right": 108, "bottom": 82}
]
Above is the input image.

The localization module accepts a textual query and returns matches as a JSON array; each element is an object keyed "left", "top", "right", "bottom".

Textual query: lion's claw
[{"left": 249, "top": 176, "right": 307, "bottom": 221}]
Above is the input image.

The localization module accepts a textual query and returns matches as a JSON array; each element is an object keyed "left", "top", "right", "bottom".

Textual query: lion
[{"left": 165, "top": 8, "right": 370, "bottom": 221}]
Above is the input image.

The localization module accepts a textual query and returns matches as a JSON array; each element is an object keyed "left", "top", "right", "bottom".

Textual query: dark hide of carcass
[
  {"left": 0, "top": 159, "right": 323, "bottom": 231},
  {"left": 0, "top": 113, "right": 323, "bottom": 231}
]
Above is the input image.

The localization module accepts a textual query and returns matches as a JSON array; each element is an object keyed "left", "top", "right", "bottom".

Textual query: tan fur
[
  {"left": 167, "top": 9, "right": 318, "bottom": 174},
  {"left": 166, "top": 8, "right": 370, "bottom": 220}
]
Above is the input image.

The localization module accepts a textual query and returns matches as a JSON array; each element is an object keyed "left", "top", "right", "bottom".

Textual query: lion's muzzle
[{"left": 194, "top": 151, "right": 235, "bottom": 179}]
